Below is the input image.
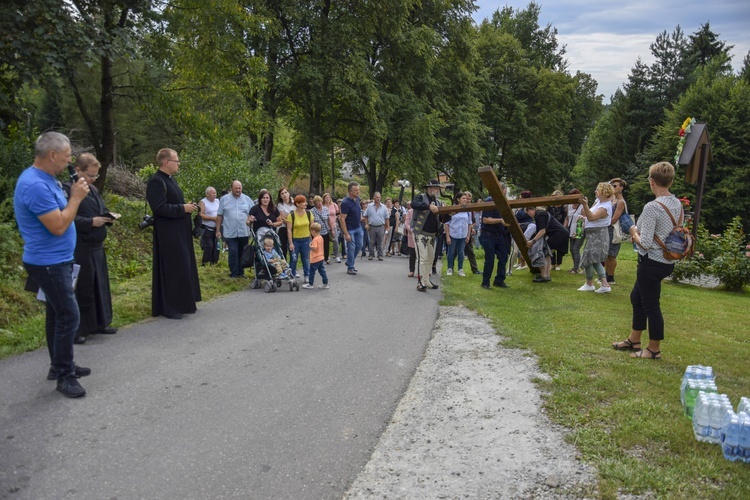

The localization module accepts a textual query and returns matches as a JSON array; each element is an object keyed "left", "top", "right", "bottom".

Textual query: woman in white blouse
[
  {"left": 577, "top": 182, "right": 615, "bottom": 293},
  {"left": 612, "top": 162, "right": 682, "bottom": 360}
]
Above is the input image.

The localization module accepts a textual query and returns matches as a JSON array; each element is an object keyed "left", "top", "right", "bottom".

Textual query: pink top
[
  {"left": 310, "top": 234, "right": 325, "bottom": 263},
  {"left": 324, "top": 202, "right": 339, "bottom": 234}
]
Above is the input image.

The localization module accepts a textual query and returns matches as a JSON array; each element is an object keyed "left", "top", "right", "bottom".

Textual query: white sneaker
[
  {"left": 457, "top": 269, "right": 466, "bottom": 277},
  {"left": 335, "top": 257, "right": 341, "bottom": 263},
  {"left": 578, "top": 283, "right": 596, "bottom": 292},
  {"left": 595, "top": 286, "right": 612, "bottom": 293},
  {"left": 554, "top": 266, "right": 561, "bottom": 271},
  {"left": 301, "top": 283, "right": 314, "bottom": 289},
  {"left": 446, "top": 268, "right": 453, "bottom": 276},
  {"left": 318, "top": 284, "right": 329, "bottom": 289}
]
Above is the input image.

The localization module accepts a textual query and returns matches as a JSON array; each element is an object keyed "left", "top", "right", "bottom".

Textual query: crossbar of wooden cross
[{"left": 435, "top": 166, "right": 581, "bottom": 272}]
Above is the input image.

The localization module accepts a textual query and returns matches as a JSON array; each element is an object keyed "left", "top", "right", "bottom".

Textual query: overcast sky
[{"left": 472, "top": 1, "right": 750, "bottom": 102}]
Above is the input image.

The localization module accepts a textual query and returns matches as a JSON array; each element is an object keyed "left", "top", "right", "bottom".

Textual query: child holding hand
[{"left": 304, "top": 223, "right": 329, "bottom": 289}]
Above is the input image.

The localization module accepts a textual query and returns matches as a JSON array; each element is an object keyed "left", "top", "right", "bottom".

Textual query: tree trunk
[{"left": 97, "top": 53, "right": 115, "bottom": 191}]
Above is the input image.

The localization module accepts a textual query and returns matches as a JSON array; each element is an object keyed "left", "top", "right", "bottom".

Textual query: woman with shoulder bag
[{"left": 611, "top": 162, "right": 682, "bottom": 360}]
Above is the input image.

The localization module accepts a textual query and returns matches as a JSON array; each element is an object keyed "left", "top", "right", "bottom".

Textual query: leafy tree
[
  {"left": 1, "top": 0, "right": 161, "bottom": 190},
  {"left": 646, "top": 65, "right": 750, "bottom": 233}
]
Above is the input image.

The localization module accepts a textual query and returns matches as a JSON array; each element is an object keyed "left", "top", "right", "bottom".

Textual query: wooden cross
[{"left": 436, "top": 166, "right": 581, "bottom": 272}]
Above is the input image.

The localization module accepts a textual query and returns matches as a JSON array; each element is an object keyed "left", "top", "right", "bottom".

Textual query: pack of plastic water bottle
[
  {"left": 680, "top": 365, "right": 718, "bottom": 418},
  {"left": 719, "top": 407, "right": 750, "bottom": 463},
  {"left": 692, "top": 393, "right": 733, "bottom": 443}
]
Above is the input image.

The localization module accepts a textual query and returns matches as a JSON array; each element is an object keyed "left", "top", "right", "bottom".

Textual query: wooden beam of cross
[{"left": 435, "top": 166, "right": 581, "bottom": 272}]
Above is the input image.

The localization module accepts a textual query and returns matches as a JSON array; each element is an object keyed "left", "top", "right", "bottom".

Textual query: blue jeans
[
  {"left": 309, "top": 261, "right": 328, "bottom": 285},
  {"left": 226, "top": 236, "right": 249, "bottom": 277},
  {"left": 345, "top": 226, "right": 364, "bottom": 270},
  {"left": 480, "top": 232, "right": 509, "bottom": 286},
  {"left": 24, "top": 261, "right": 80, "bottom": 379},
  {"left": 446, "top": 237, "right": 467, "bottom": 271},
  {"left": 290, "top": 237, "right": 311, "bottom": 278}
]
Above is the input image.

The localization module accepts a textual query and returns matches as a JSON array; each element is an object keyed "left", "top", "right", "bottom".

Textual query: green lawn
[
  {"left": 442, "top": 247, "right": 750, "bottom": 498},
  {"left": 0, "top": 258, "right": 247, "bottom": 359}
]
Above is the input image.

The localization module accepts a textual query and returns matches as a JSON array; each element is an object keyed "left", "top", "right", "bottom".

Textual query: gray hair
[
  {"left": 35, "top": 132, "right": 70, "bottom": 158},
  {"left": 205, "top": 186, "right": 216, "bottom": 195}
]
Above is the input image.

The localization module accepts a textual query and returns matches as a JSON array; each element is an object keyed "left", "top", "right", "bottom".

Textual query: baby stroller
[{"left": 249, "top": 226, "right": 300, "bottom": 292}]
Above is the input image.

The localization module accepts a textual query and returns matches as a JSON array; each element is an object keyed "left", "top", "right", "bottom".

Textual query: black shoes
[
  {"left": 481, "top": 283, "right": 491, "bottom": 290},
  {"left": 429, "top": 282, "right": 439, "bottom": 290},
  {"left": 165, "top": 313, "right": 183, "bottom": 320},
  {"left": 347, "top": 269, "right": 357, "bottom": 275},
  {"left": 74, "top": 335, "right": 87, "bottom": 344},
  {"left": 48, "top": 363, "right": 92, "bottom": 380},
  {"left": 56, "top": 377, "right": 86, "bottom": 398},
  {"left": 493, "top": 282, "right": 510, "bottom": 288},
  {"left": 532, "top": 275, "right": 551, "bottom": 283},
  {"left": 416, "top": 284, "right": 427, "bottom": 292},
  {"left": 97, "top": 326, "right": 118, "bottom": 334}
]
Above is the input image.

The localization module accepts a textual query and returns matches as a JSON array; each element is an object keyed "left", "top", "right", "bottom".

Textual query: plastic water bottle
[
  {"left": 721, "top": 411, "right": 750, "bottom": 462},
  {"left": 680, "top": 365, "right": 715, "bottom": 411},
  {"left": 738, "top": 397, "right": 750, "bottom": 414},
  {"left": 740, "top": 412, "right": 750, "bottom": 463},
  {"left": 682, "top": 379, "right": 718, "bottom": 418},
  {"left": 692, "top": 393, "right": 732, "bottom": 443}
]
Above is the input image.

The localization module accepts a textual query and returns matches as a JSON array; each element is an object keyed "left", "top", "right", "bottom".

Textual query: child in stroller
[
  {"left": 251, "top": 226, "right": 299, "bottom": 292},
  {"left": 261, "top": 236, "right": 290, "bottom": 279}
]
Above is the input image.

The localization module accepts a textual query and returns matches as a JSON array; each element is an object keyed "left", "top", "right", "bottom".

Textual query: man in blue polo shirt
[
  {"left": 338, "top": 181, "right": 363, "bottom": 275},
  {"left": 14, "top": 131, "right": 92, "bottom": 398}
]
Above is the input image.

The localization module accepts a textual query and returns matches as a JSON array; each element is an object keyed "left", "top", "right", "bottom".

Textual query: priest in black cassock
[
  {"left": 63, "top": 153, "right": 118, "bottom": 344},
  {"left": 146, "top": 148, "right": 201, "bottom": 319}
]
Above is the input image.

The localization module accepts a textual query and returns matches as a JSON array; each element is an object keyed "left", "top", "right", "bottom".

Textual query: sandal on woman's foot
[
  {"left": 631, "top": 348, "right": 661, "bottom": 360},
  {"left": 612, "top": 339, "right": 641, "bottom": 351}
]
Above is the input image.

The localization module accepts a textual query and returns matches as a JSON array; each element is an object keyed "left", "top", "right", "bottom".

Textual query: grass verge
[
  {"left": 0, "top": 256, "right": 247, "bottom": 359},
  {"left": 442, "top": 248, "right": 749, "bottom": 499}
]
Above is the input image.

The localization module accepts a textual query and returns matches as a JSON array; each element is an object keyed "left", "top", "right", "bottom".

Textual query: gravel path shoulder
[{"left": 344, "top": 305, "right": 597, "bottom": 499}]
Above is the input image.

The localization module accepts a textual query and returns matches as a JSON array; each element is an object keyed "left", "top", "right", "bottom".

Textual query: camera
[{"left": 138, "top": 214, "right": 155, "bottom": 230}]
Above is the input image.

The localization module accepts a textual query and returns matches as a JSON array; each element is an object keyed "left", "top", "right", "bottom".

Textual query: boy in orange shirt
[{"left": 304, "top": 223, "right": 329, "bottom": 289}]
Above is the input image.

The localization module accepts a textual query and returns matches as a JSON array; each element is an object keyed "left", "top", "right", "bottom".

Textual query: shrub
[
  {"left": 672, "top": 217, "right": 750, "bottom": 292},
  {"left": 137, "top": 139, "right": 281, "bottom": 202}
]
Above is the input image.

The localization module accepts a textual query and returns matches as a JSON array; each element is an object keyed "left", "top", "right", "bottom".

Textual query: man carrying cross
[{"left": 410, "top": 179, "right": 443, "bottom": 292}]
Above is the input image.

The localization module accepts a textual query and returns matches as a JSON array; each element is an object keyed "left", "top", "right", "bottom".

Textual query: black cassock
[
  {"left": 146, "top": 170, "right": 201, "bottom": 317},
  {"left": 63, "top": 182, "right": 113, "bottom": 334}
]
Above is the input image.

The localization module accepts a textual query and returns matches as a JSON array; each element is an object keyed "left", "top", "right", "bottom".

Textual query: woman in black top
[{"left": 249, "top": 189, "right": 282, "bottom": 234}]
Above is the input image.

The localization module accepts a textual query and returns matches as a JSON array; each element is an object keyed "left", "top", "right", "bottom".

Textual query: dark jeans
[
  {"left": 201, "top": 228, "right": 219, "bottom": 265},
  {"left": 322, "top": 233, "right": 330, "bottom": 262},
  {"left": 226, "top": 236, "right": 249, "bottom": 277},
  {"left": 309, "top": 260, "right": 328, "bottom": 285},
  {"left": 279, "top": 228, "right": 290, "bottom": 261},
  {"left": 480, "top": 232, "right": 509, "bottom": 286},
  {"left": 24, "top": 261, "right": 80, "bottom": 379},
  {"left": 631, "top": 255, "right": 674, "bottom": 341}
]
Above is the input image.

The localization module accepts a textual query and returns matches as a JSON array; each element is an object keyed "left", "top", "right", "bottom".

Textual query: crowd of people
[{"left": 14, "top": 132, "right": 684, "bottom": 399}]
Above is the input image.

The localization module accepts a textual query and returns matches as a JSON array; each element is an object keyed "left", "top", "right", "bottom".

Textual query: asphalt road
[{"left": 0, "top": 253, "right": 439, "bottom": 499}]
